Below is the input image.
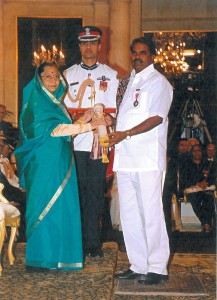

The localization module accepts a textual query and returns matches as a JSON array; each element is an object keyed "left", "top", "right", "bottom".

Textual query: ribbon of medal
[{"left": 133, "top": 89, "right": 140, "bottom": 107}]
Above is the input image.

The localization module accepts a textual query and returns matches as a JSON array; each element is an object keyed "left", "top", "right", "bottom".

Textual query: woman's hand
[
  {"left": 78, "top": 109, "right": 94, "bottom": 124},
  {"left": 90, "top": 118, "right": 107, "bottom": 130}
]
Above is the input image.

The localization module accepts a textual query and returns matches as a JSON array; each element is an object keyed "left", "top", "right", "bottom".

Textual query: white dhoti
[{"left": 117, "top": 171, "right": 170, "bottom": 275}]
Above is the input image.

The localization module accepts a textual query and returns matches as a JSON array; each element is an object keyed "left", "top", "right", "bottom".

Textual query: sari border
[
  {"left": 27, "top": 155, "right": 74, "bottom": 239},
  {"left": 26, "top": 260, "right": 83, "bottom": 270},
  {"left": 37, "top": 72, "right": 72, "bottom": 122}
]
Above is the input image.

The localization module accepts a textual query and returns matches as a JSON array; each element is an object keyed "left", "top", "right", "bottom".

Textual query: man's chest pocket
[{"left": 130, "top": 91, "right": 149, "bottom": 114}]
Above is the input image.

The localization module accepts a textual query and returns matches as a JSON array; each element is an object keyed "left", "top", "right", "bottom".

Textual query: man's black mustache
[{"left": 133, "top": 58, "right": 143, "bottom": 64}]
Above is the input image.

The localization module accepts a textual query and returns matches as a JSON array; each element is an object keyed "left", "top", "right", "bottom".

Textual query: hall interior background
[
  {"left": 0, "top": 0, "right": 216, "bottom": 285},
  {"left": 1, "top": 1, "right": 217, "bottom": 146}
]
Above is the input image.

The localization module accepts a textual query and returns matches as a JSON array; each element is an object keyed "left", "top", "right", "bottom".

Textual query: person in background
[
  {"left": 205, "top": 143, "right": 216, "bottom": 162},
  {"left": 15, "top": 61, "right": 104, "bottom": 270},
  {"left": 0, "top": 134, "right": 7, "bottom": 153},
  {"left": 184, "top": 144, "right": 216, "bottom": 233},
  {"left": 0, "top": 105, "right": 14, "bottom": 139},
  {"left": 186, "top": 137, "right": 200, "bottom": 152},
  {"left": 178, "top": 138, "right": 188, "bottom": 155},
  {"left": 0, "top": 138, "right": 20, "bottom": 189},
  {"left": 64, "top": 26, "right": 119, "bottom": 258},
  {"left": 204, "top": 143, "right": 217, "bottom": 200},
  {"left": 205, "top": 143, "right": 217, "bottom": 181},
  {"left": 0, "top": 168, "right": 26, "bottom": 241},
  {"left": 163, "top": 138, "right": 188, "bottom": 234},
  {"left": 106, "top": 37, "right": 173, "bottom": 285},
  {"left": 0, "top": 132, "right": 26, "bottom": 241}
]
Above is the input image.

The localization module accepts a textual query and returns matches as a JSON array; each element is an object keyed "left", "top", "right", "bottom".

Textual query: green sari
[{"left": 15, "top": 69, "right": 83, "bottom": 270}]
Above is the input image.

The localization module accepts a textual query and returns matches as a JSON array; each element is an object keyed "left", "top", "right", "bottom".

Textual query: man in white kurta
[{"left": 108, "top": 37, "right": 173, "bottom": 285}]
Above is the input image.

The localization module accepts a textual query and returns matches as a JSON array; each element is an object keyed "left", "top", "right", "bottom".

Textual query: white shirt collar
[{"left": 131, "top": 64, "right": 155, "bottom": 79}]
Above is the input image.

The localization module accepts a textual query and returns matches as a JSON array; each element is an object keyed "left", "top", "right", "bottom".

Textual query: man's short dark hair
[
  {"left": 178, "top": 138, "right": 187, "bottom": 143},
  {"left": 130, "top": 37, "right": 156, "bottom": 56}
]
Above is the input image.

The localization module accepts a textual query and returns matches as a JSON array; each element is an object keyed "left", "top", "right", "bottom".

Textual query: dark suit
[
  {"left": 184, "top": 158, "right": 216, "bottom": 226},
  {"left": 0, "top": 120, "right": 18, "bottom": 140}
]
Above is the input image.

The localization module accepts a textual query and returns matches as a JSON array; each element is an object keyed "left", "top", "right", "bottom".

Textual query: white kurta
[
  {"left": 114, "top": 64, "right": 173, "bottom": 275},
  {"left": 64, "top": 63, "right": 118, "bottom": 152},
  {"left": 114, "top": 64, "right": 173, "bottom": 172}
]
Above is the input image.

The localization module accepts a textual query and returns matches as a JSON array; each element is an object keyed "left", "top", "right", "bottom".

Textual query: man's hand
[
  {"left": 104, "top": 113, "right": 116, "bottom": 127},
  {"left": 107, "top": 131, "right": 126, "bottom": 147},
  {"left": 106, "top": 116, "right": 163, "bottom": 147}
]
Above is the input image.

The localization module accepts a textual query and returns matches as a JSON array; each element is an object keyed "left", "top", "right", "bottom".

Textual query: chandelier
[
  {"left": 153, "top": 32, "right": 206, "bottom": 76},
  {"left": 32, "top": 45, "right": 65, "bottom": 67}
]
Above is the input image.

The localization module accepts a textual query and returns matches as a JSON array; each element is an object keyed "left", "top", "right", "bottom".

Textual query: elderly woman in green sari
[{"left": 15, "top": 62, "right": 103, "bottom": 270}]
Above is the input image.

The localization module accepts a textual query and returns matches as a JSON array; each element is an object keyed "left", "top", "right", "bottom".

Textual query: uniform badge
[
  {"left": 85, "top": 28, "right": 91, "bottom": 36},
  {"left": 70, "top": 81, "right": 79, "bottom": 86}
]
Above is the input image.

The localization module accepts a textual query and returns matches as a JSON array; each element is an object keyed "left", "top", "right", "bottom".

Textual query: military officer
[{"left": 64, "top": 26, "right": 118, "bottom": 258}]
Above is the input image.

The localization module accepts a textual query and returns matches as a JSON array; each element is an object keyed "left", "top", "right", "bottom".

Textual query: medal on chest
[
  {"left": 133, "top": 89, "right": 140, "bottom": 107},
  {"left": 97, "top": 75, "right": 110, "bottom": 92}
]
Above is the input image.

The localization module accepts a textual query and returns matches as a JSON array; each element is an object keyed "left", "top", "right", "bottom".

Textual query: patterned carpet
[
  {"left": 0, "top": 242, "right": 118, "bottom": 300},
  {"left": 114, "top": 252, "right": 216, "bottom": 300},
  {"left": 115, "top": 273, "right": 208, "bottom": 297},
  {"left": 0, "top": 241, "right": 216, "bottom": 300}
]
